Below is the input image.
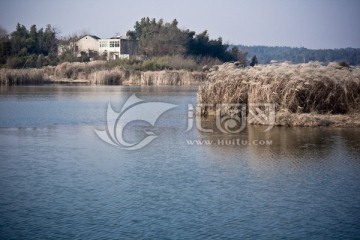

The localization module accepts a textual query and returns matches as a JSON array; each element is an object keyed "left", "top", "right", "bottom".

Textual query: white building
[
  {"left": 58, "top": 35, "right": 137, "bottom": 60},
  {"left": 99, "top": 37, "right": 137, "bottom": 60},
  {"left": 57, "top": 34, "right": 100, "bottom": 58},
  {"left": 74, "top": 35, "right": 100, "bottom": 57}
]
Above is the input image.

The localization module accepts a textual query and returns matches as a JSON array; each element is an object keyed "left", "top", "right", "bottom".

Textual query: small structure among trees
[
  {"left": 99, "top": 37, "right": 137, "bottom": 60},
  {"left": 0, "top": 18, "right": 249, "bottom": 68}
]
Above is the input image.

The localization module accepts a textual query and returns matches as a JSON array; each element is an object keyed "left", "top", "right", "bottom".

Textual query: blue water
[{"left": 0, "top": 85, "right": 360, "bottom": 239}]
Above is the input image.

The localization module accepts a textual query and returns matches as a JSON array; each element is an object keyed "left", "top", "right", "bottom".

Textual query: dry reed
[
  {"left": 54, "top": 61, "right": 108, "bottom": 80},
  {"left": 0, "top": 68, "right": 45, "bottom": 85},
  {"left": 89, "top": 68, "right": 129, "bottom": 85},
  {"left": 134, "top": 70, "right": 205, "bottom": 85},
  {"left": 52, "top": 61, "right": 205, "bottom": 85},
  {"left": 1, "top": 59, "right": 207, "bottom": 85},
  {"left": 198, "top": 61, "right": 360, "bottom": 126}
]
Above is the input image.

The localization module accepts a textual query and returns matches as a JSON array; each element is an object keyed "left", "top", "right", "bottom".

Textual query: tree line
[
  {"left": 2, "top": 19, "right": 359, "bottom": 69},
  {"left": 0, "top": 23, "right": 57, "bottom": 68},
  {"left": 1, "top": 19, "right": 248, "bottom": 69},
  {"left": 237, "top": 45, "right": 360, "bottom": 66},
  {"left": 126, "top": 17, "right": 247, "bottom": 64}
]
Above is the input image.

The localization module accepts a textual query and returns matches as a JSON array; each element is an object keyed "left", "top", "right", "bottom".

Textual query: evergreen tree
[
  {"left": 5, "top": 23, "right": 58, "bottom": 68},
  {"left": 0, "top": 26, "right": 11, "bottom": 65},
  {"left": 11, "top": 23, "right": 28, "bottom": 54},
  {"left": 28, "top": 25, "right": 38, "bottom": 53},
  {"left": 236, "top": 45, "right": 360, "bottom": 65},
  {"left": 250, "top": 55, "right": 258, "bottom": 67},
  {"left": 127, "top": 17, "right": 188, "bottom": 56},
  {"left": 127, "top": 17, "right": 246, "bottom": 62}
]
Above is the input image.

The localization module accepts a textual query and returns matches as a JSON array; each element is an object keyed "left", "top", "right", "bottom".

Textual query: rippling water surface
[{"left": 0, "top": 85, "right": 360, "bottom": 239}]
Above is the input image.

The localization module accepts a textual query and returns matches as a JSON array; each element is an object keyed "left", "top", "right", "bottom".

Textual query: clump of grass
[
  {"left": 54, "top": 61, "right": 108, "bottom": 79},
  {"left": 138, "top": 70, "right": 205, "bottom": 85},
  {"left": 89, "top": 68, "right": 129, "bottom": 85},
  {"left": 105, "top": 58, "right": 142, "bottom": 71},
  {"left": 339, "top": 61, "right": 350, "bottom": 68},
  {"left": 140, "top": 55, "right": 206, "bottom": 71},
  {"left": 0, "top": 68, "right": 45, "bottom": 85},
  {"left": 198, "top": 61, "right": 360, "bottom": 126}
]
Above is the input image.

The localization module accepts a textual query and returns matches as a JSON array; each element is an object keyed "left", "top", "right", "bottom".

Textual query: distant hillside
[{"left": 236, "top": 45, "right": 360, "bottom": 66}]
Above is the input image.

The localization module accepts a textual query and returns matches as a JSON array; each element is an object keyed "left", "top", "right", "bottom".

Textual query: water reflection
[
  {"left": 196, "top": 116, "right": 360, "bottom": 171},
  {"left": 338, "top": 129, "right": 360, "bottom": 157},
  {"left": 1, "top": 85, "right": 360, "bottom": 239}
]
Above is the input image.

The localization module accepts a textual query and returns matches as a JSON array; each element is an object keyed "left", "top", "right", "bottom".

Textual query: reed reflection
[{"left": 195, "top": 116, "right": 359, "bottom": 171}]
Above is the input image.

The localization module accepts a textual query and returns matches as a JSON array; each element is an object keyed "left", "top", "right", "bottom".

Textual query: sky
[{"left": 0, "top": 0, "right": 359, "bottom": 49}]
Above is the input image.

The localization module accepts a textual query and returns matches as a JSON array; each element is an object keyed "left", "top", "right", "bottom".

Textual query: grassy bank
[
  {"left": 198, "top": 62, "right": 360, "bottom": 127},
  {"left": 52, "top": 61, "right": 206, "bottom": 85},
  {"left": 52, "top": 61, "right": 126, "bottom": 84},
  {"left": 0, "top": 60, "right": 207, "bottom": 86}
]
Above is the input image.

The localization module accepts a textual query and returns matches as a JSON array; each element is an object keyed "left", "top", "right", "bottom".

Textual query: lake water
[{"left": 0, "top": 85, "right": 360, "bottom": 239}]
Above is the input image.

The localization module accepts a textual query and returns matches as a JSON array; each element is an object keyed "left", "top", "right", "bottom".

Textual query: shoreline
[
  {"left": 199, "top": 110, "right": 360, "bottom": 128},
  {"left": 2, "top": 61, "right": 360, "bottom": 128},
  {"left": 0, "top": 69, "right": 206, "bottom": 86},
  {"left": 0, "top": 61, "right": 206, "bottom": 86}
]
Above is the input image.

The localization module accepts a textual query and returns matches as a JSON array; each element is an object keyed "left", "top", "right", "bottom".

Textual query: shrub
[
  {"left": 6, "top": 56, "right": 25, "bottom": 68},
  {"left": 339, "top": 60, "right": 350, "bottom": 68}
]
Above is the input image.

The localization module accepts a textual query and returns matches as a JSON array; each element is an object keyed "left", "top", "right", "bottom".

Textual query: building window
[
  {"left": 100, "top": 41, "right": 108, "bottom": 48},
  {"left": 108, "top": 41, "right": 120, "bottom": 48}
]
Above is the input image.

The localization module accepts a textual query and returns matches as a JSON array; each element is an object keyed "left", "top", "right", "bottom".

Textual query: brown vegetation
[
  {"left": 0, "top": 68, "right": 46, "bottom": 85},
  {"left": 1, "top": 60, "right": 206, "bottom": 86},
  {"left": 52, "top": 61, "right": 206, "bottom": 85},
  {"left": 198, "top": 61, "right": 360, "bottom": 127},
  {"left": 52, "top": 61, "right": 129, "bottom": 84},
  {"left": 125, "top": 70, "right": 205, "bottom": 85},
  {"left": 53, "top": 61, "right": 108, "bottom": 80},
  {"left": 88, "top": 69, "right": 129, "bottom": 85}
]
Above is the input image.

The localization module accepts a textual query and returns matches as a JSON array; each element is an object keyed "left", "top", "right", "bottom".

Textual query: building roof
[
  {"left": 109, "top": 36, "right": 133, "bottom": 40},
  {"left": 79, "top": 35, "right": 100, "bottom": 40}
]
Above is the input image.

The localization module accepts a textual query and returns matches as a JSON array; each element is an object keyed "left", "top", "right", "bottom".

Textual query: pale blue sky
[{"left": 0, "top": 0, "right": 359, "bottom": 49}]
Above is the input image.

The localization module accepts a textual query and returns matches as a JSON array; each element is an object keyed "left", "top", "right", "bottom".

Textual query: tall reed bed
[
  {"left": 0, "top": 61, "right": 209, "bottom": 86},
  {"left": 0, "top": 68, "right": 45, "bottom": 85},
  {"left": 54, "top": 61, "right": 108, "bottom": 80},
  {"left": 198, "top": 62, "right": 360, "bottom": 126},
  {"left": 89, "top": 69, "right": 129, "bottom": 85},
  {"left": 128, "top": 70, "right": 205, "bottom": 85},
  {"left": 53, "top": 61, "right": 205, "bottom": 85}
]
